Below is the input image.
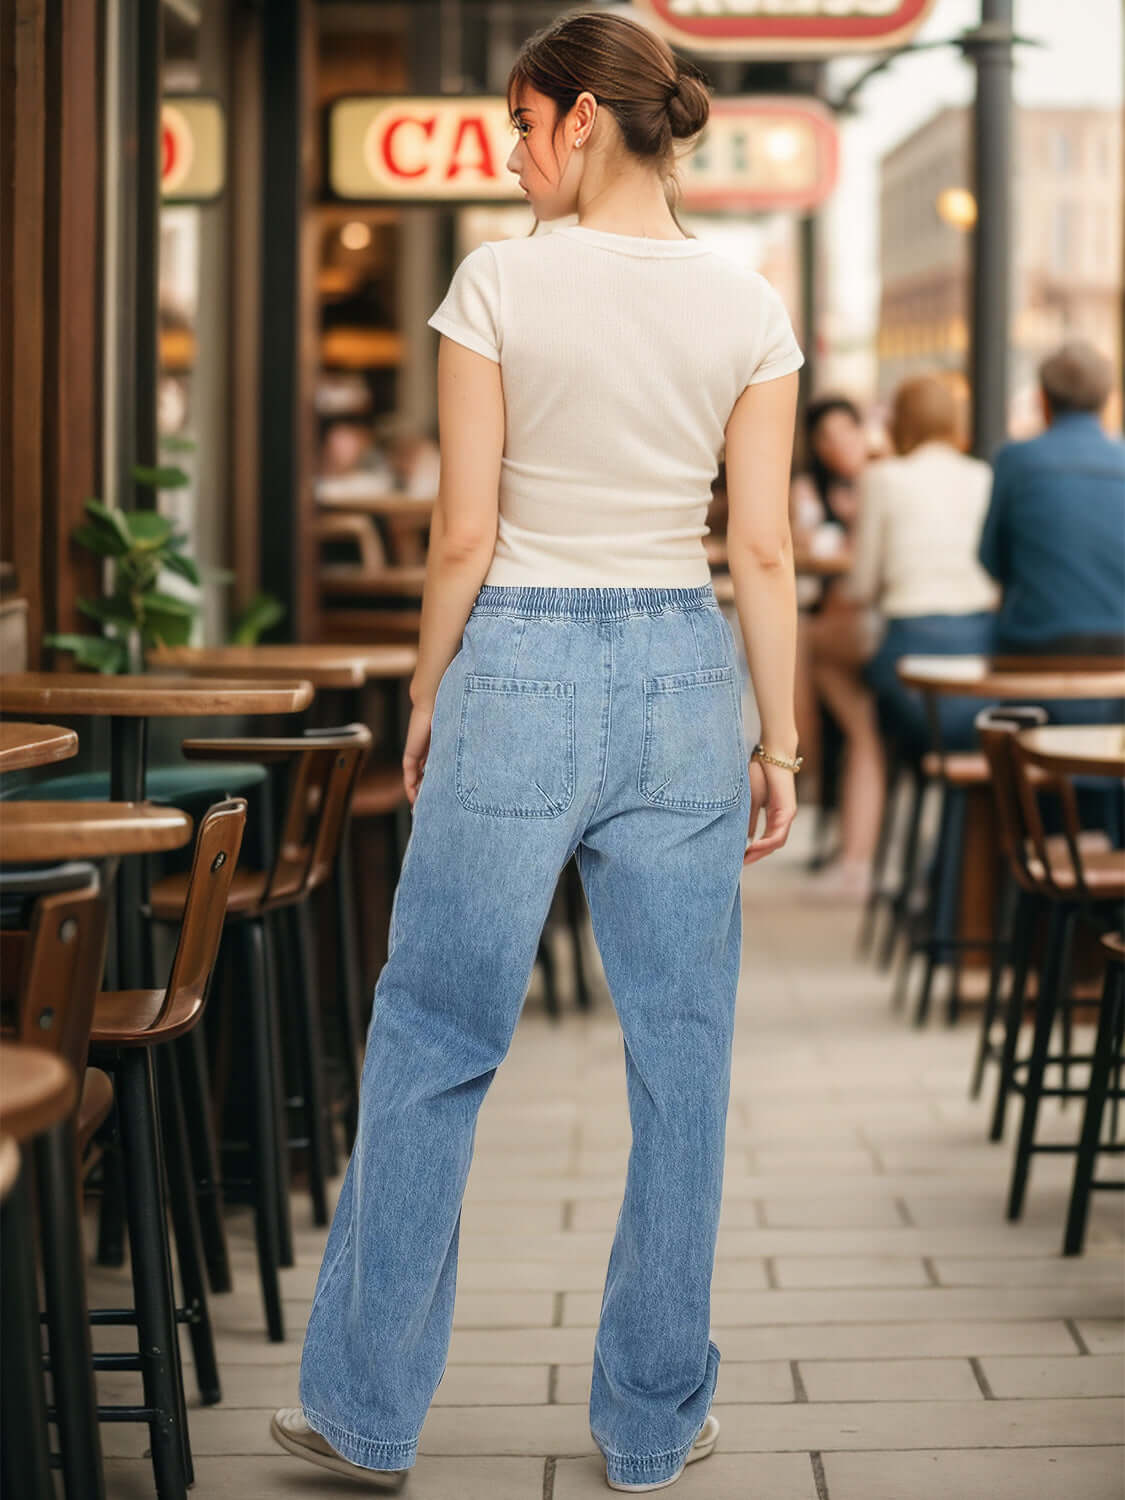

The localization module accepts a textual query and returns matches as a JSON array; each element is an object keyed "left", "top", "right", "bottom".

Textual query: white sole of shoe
[
  {"left": 606, "top": 1413, "right": 720, "bottom": 1492},
  {"left": 269, "top": 1411, "right": 409, "bottom": 1491}
]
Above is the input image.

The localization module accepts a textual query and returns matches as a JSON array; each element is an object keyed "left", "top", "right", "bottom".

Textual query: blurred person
[
  {"left": 979, "top": 339, "right": 1125, "bottom": 660},
  {"left": 791, "top": 396, "right": 886, "bottom": 899},
  {"left": 275, "top": 12, "right": 804, "bottom": 1494},
  {"left": 847, "top": 372, "right": 999, "bottom": 759}
]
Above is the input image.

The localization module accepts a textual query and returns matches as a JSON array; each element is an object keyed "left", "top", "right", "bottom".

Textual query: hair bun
[{"left": 666, "top": 64, "right": 710, "bottom": 140}]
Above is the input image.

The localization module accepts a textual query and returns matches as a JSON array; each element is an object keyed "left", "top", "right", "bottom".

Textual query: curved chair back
[
  {"left": 154, "top": 798, "right": 247, "bottom": 1036},
  {"left": 974, "top": 705, "right": 1048, "bottom": 894}
]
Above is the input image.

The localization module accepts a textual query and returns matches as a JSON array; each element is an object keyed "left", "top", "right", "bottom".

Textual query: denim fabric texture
[{"left": 299, "top": 584, "right": 752, "bottom": 1485}]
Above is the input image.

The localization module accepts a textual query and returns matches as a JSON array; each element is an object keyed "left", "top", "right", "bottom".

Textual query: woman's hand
[
  {"left": 402, "top": 702, "right": 434, "bottom": 808},
  {"left": 744, "top": 758, "right": 798, "bottom": 866}
]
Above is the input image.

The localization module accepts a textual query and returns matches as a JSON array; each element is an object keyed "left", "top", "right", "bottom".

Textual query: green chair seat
[{"left": 1, "top": 762, "right": 269, "bottom": 804}]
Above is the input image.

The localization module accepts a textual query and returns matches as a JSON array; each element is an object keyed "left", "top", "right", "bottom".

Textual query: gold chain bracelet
[{"left": 751, "top": 743, "right": 804, "bottom": 774}]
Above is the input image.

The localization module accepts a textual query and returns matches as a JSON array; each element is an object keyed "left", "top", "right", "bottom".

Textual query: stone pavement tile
[
  {"left": 1075, "top": 1320, "right": 1125, "bottom": 1354},
  {"left": 759, "top": 1196, "right": 904, "bottom": 1228},
  {"left": 456, "top": 1259, "right": 610, "bottom": 1291},
  {"left": 980, "top": 1354, "right": 1124, "bottom": 1399},
  {"left": 710, "top": 1258, "right": 771, "bottom": 1290},
  {"left": 772, "top": 1256, "right": 931, "bottom": 1289},
  {"left": 447, "top": 1327, "right": 595, "bottom": 1364},
  {"left": 107, "top": 1454, "right": 547, "bottom": 1500},
  {"left": 460, "top": 1199, "right": 564, "bottom": 1234},
  {"left": 751, "top": 1147, "right": 879, "bottom": 1174},
  {"left": 798, "top": 1357, "right": 981, "bottom": 1402},
  {"left": 716, "top": 1226, "right": 1069, "bottom": 1258},
  {"left": 705, "top": 1397, "right": 1120, "bottom": 1450},
  {"left": 554, "top": 1451, "right": 817, "bottom": 1498},
  {"left": 822, "top": 1446, "right": 1124, "bottom": 1500},
  {"left": 930, "top": 1255, "right": 1125, "bottom": 1286},
  {"left": 711, "top": 1320, "right": 1078, "bottom": 1360},
  {"left": 553, "top": 1359, "right": 793, "bottom": 1406},
  {"left": 458, "top": 1230, "right": 614, "bottom": 1262},
  {"left": 412, "top": 1403, "right": 594, "bottom": 1456}
]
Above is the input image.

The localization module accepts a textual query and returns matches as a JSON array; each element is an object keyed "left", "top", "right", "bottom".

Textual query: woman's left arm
[
  {"left": 410, "top": 335, "right": 504, "bottom": 710},
  {"left": 403, "top": 336, "right": 503, "bottom": 804}
]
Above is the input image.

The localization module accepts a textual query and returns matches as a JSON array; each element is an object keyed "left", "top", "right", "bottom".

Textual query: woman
[
  {"left": 272, "top": 12, "right": 804, "bottom": 1493},
  {"left": 791, "top": 397, "right": 886, "bottom": 897},
  {"left": 850, "top": 372, "right": 999, "bottom": 754}
]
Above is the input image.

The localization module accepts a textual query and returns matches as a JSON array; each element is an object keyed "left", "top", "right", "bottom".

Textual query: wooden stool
[
  {"left": 1063, "top": 932, "right": 1125, "bottom": 1253},
  {"left": 0, "top": 1044, "right": 91, "bottom": 1500},
  {"left": 87, "top": 799, "right": 246, "bottom": 1498},
  {"left": 149, "top": 732, "right": 369, "bottom": 1340}
]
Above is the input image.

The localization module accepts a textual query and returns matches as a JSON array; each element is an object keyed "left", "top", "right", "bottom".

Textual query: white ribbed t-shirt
[{"left": 426, "top": 222, "right": 805, "bottom": 587}]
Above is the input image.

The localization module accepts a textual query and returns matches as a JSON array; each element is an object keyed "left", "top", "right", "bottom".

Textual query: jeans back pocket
[
  {"left": 639, "top": 664, "right": 745, "bottom": 812},
  {"left": 456, "top": 674, "right": 576, "bottom": 818}
]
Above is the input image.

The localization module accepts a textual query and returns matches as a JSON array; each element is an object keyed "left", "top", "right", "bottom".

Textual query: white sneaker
[
  {"left": 606, "top": 1412, "right": 720, "bottom": 1492},
  {"left": 270, "top": 1407, "right": 410, "bottom": 1490}
]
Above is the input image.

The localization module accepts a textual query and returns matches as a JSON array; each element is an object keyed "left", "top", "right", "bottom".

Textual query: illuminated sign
[
  {"left": 329, "top": 95, "right": 837, "bottom": 211},
  {"left": 634, "top": 0, "right": 936, "bottom": 55},
  {"left": 162, "top": 97, "right": 225, "bottom": 202}
]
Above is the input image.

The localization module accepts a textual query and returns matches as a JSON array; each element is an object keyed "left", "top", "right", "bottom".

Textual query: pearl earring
[{"left": 576, "top": 136, "right": 583, "bottom": 146}]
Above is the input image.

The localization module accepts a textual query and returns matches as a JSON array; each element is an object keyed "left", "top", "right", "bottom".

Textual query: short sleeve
[
  {"left": 743, "top": 279, "right": 805, "bottom": 388},
  {"left": 426, "top": 244, "right": 501, "bottom": 363}
]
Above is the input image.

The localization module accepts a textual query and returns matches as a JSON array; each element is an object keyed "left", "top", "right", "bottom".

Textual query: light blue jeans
[{"left": 299, "top": 584, "right": 751, "bottom": 1486}]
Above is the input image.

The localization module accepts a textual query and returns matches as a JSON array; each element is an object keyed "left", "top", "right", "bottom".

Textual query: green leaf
[
  {"left": 230, "top": 591, "right": 285, "bottom": 645},
  {"left": 131, "top": 464, "right": 190, "bottom": 490},
  {"left": 44, "top": 633, "right": 129, "bottom": 674},
  {"left": 77, "top": 596, "right": 138, "bottom": 632},
  {"left": 163, "top": 550, "right": 201, "bottom": 586},
  {"left": 82, "top": 499, "right": 132, "bottom": 551},
  {"left": 160, "top": 434, "right": 196, "bottom": 454},
  {"left": 71, "top": 522, "right": 128, "bottom": 558},
  {"left": 123, "top": 510, "right": 173, "bottom": 550},
  {"left": 138, "top": 589, "right": 195, "bottom": 617}
]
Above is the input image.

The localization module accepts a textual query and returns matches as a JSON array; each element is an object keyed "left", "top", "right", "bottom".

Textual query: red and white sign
[
  {"left": 162, "top": 97, "right": 225, "bottom": 202},
  {"left": 329, "top": 94, "right": 837, "bottom": 211},
  {"left": 634, "top": 0, "right": 936, "bottom": 56}
]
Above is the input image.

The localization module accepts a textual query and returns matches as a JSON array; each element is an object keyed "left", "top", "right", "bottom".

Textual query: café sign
[
  {"left": 329, "top": 95, "right": 837, "bottom": 211},
  {"left": 633, "top": 0, "right": 937, "bottom": 55},
  {"left": 162, "top": 97, "right": 225, "bottom": 202}
]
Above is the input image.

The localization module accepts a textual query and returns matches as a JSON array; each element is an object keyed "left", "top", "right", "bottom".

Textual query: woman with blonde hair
[{"left": 273, "top": 10, "right": 804, "bottom": 1492}]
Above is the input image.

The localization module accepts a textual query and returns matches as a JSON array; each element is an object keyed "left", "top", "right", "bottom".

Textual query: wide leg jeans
[{"left": 299, "top": 583, "right": 751, "bottom": 1487}]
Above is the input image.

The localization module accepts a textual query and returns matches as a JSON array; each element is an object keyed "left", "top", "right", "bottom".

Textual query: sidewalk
[{"left": 93, "top": 810, "right": 1124, "bottom": 1499}]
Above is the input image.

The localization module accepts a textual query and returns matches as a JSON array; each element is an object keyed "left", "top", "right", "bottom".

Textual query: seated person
[
  {"left": 847, "top": 372, "right": 1000, "bottom": 758},
  {"left": 979, "top": 338, "right": 1125, "bottom": 662}
]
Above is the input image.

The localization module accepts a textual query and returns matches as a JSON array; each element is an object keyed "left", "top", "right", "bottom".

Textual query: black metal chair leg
[
  {"left": 858, "top": 747, "right": 903, "bottom": 960},
  {"left": 174, "top": 1024, "right": 232, "bottom": 1294},
  {"left": 1, "top": 1159, "right": 55, "bottom": 1500},
  {"left": 971, "top": 872, "right": 1021, "bottom": 1099},
  {"left": 261, "top": 914, "right": 295, "bottom": 1267},
  {"left": 881, "top": 765, "right": 926, "bottom": 973},
  {"left": 292, "top": 902, "right": 332, "bottom": 1224},
  {"left": 156, "top": 1045, "right": 220, "bottom": 1405},
  {"left": 1007, "top": 904, "right": 1075, "bottom": 1221},
  {"left": 1063, "top": 961, "right": 1123, "bottom": 1254},
  {"left": 36, "top": 1115, "right": 106, "bottom": 1500},
  {"left": 94, "top": 1120, "right": 127, "bottom": 1266},
  {"left": 114, "top": 1046, "right": 190, "bottom": 1500},
  {"left": 244, "top": 919, "right": 286, "bottom": 1341},
  {"left": 990, "top": 893, "right": 1039, "bottom": 1141}
]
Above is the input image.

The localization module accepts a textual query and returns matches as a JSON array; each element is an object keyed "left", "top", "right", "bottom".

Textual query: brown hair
[
  {"left": 506, "top": 9, "right": 712, "bottom": 239},
  {"left": 1038, "top": 339, "right": 1114, "bottom": 416},
  {"left": 890, "top": 373, "right": 960, "bottom": 454}
]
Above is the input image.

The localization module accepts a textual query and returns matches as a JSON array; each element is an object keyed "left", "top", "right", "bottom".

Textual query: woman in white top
[
  {"left": 275, "top": 13, "right": 804, "bottom": 1494},
  {"left": 846, "top": 373, "right": 999, "bottom": 756}
]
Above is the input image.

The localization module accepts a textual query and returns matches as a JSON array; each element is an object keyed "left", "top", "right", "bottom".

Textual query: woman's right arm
[{"left": 723, "top": 369, "right": 802, "bottom": 862}]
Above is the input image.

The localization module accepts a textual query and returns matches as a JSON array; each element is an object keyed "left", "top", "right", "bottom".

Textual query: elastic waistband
[{"left": 471, "top": 584, "right": 719, "bottom": 621}]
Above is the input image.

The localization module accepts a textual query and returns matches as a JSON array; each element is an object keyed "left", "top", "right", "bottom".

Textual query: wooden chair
[
  {"left": 0, "top": 867, "right": 108, "bottom": 1500},
  {"left": 87, "top": 798, "right": 247, "bottom": 1497},
  {"left": 1062, "top": 931, "right": 1125, "bottom": 1254},
  {"left": 0, "top": 1049, "right": 82, "bottom": 1500},
  {"left": 147, "top": 729, "right": 370, "bottom": 1340},
  {"left": 1003, "top": 734, "right": 1125, "bottom": 1223}
]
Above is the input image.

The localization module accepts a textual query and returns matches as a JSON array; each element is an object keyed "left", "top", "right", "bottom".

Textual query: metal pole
[{"left": 964, "top": 0, "right": 1014, "bottom": 459}]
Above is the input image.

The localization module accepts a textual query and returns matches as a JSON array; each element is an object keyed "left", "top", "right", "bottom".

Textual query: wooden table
[
  {"left": 0, "top": 673, "right": 313, "bottom": 986},
  {"left": 896, "top": 656, "right": 1125, "bottom": 702},
  {"left": 0, "top": 801, "right": 192, "bottom": 862},
  {"left": 1017, "top": 725, "right": 1125, "bottom": 780},
  {"left": 0, "top": 722, "right": 78, "bottom": 772},
  {"left": 148, "top": 645, "right": 367, "bottom": 690},
  {"left": 316, "top": 491, "right": 434, "bottom": 521}
]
